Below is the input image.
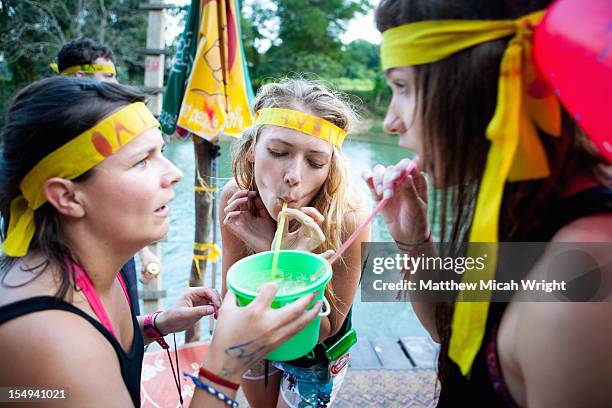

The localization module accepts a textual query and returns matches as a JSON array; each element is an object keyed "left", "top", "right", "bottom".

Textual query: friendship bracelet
[
  {"left": 199, "top": 366, "right": 240, "bottom": 390},
  {"left": 395, "top": 230, "right": 432, "bottom": 251},
  {"left": 184, "top": 372, "right": 239, "bottom": 407},
  {"left": 152, "top": 311, "right": 165, "bottom": 336},
  {"left": 143, "top": 311, "right": 169, "bottom": 349}
]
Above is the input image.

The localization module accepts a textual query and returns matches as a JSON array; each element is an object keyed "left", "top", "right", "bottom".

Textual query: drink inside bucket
[{"left": 240, "top": 269, "right": 314, "bottom": 294}]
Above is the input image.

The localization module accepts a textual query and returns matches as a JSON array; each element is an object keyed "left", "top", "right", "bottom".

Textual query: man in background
[{"left": 54, "top": 38, "right": 118, "bottom": 83}]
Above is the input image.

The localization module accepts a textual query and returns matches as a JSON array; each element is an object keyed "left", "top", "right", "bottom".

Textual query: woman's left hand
[
  {"left": 271, "top": 207, "right": 326, "bottom": 252},
  {"left": 154, "top": 287, "right": 222, "bottom": 335}
]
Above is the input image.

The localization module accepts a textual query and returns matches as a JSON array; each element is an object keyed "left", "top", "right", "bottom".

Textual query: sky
[
  {"left": 165, "top": 0, "right": 381, "bottom": 47},
  {"left": 340, "top": 7, "right": 381, "bottom": 45}
]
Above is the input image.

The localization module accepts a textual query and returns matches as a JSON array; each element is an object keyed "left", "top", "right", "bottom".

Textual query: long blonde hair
[{"left": 231, "top": 78, "right": 361, "bottom": 311}]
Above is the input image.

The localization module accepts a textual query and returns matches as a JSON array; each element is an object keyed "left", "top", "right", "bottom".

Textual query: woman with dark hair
[
  {"left": 0, "top": 76, "right": 321, "bottom": 407},
  {"left": 364, "top": 0, "right": 612, "bottom": 406}
]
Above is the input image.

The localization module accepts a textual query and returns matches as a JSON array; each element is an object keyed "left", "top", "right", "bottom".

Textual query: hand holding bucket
[
  {"left": 226, "top": 250, "right": 333, "bottom": 361},
  {"left": 205, "top": 283, "right": 322, "bottom": 383}
]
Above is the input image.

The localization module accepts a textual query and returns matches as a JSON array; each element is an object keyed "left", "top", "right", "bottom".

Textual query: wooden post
[
  {"left": 143, "top": 1, "right": 166, "bottom": 115},
  {"left": 185, "top": 138, "right": 215, "bottom": 343},
  {"left": 141, "top": 1, "right": 167, "bottom": 314}
]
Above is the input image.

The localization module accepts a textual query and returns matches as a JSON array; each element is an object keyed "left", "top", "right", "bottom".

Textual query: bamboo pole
[
  {"left": 142, "top": 1, "right": 165, "bottom": 115},
  {"left": 209, "top": 154, "right": 219, "bottom": 335},
  {"left": 185, "top": 137, "right": 215, "bottom": 343}
]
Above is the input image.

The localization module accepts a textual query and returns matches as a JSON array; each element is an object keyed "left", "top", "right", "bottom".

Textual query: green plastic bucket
[{"left": 226, "top": 250, "right": 332, "bottom": 361}]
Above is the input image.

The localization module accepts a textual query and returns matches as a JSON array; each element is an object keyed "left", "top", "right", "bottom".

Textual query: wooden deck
[
  {"left": 141, "top": 336, "right": 439, "bottom": 407},
  {"left": 349, "top": 336, "right": 438, "bottom": 370}
]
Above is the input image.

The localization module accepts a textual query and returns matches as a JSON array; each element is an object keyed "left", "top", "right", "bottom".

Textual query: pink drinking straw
[{"left": 310, "top": 160, "right": 417, "bottom": 281}]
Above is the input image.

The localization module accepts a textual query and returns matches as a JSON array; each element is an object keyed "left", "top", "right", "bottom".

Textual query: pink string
[
  {"left": 71, "top": 261, "right": 131, "bottom": 340},
  {"left": 311, "top": 160, "right": 417, "bottom": 281}
]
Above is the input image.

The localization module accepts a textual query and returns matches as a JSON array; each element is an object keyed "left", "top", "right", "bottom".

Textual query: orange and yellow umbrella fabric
[{"left": 177, "top": 0, "right": 253, "bottom": 140}]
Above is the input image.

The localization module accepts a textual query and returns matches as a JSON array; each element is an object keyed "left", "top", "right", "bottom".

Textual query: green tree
[
  {"left": 240, "top": 1, "right": 272, "bottom": 79},
  {"left": 0, "top": 0, "right": 147, "bottom": 126},
  {"left": 343, "top": 39, "right": 379, "bottom": 78},
  {"left": 241, "top": 0, "right": 372, "bottom": 84},
  {"left": 0, "top": 0, "right": 146, "bottom": 84}
]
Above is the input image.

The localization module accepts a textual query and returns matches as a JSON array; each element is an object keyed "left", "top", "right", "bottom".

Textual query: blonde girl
[{"left": 221, "top": 79, "right": 370, "bottom": 408}]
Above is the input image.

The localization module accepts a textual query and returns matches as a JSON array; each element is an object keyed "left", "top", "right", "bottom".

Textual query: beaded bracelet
[{"left": 184, "top": 372, "right": 239, "bottom": 407}]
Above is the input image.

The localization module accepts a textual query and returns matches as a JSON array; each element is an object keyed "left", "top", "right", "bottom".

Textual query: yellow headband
[
  {"left": 381, "top": 10, "right": 561, "bottom": 376},
  {"left": 50, "top": 63, "right": 117, "bottom": 76},
  {"left": 254, "top": 108, "right": 347, "bottom": 148},
  {"left": 2, "top": 102, "right": 159, "bottom": 257}
]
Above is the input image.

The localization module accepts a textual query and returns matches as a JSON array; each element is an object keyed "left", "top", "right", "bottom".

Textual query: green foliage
[
  {"left": 237, "top": 0, "right": 387, "bottom": 120},
  {"left": 345, "top": 78, "right": 391, "bottom": 117},
  {"left": 0, "top": 0, "right": 147, "bottom": 126},
  {"left": 332, "top": 77, "right": 373, "bottom": 92},
  {"left": 242, "top": 0, "right": 373, "bottom": 87},
  {"left": 0, "top": 0, "right": 389, "bottom": 127},
  {"left": 275, "top": 0, "right": 363, "bottom": 56},
  {"left": 163, "top": 2, "right": 190, "bottom": 76},
  {"left": 342, "top": 39, "right": 379, "bottom": 78}
]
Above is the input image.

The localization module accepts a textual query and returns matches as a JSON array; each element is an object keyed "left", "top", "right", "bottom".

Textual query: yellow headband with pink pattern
[{"left": 2, "top": 102, "right": 159, "bottom": 257}]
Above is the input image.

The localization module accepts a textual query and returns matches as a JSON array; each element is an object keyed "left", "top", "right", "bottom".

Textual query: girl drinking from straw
[
  {"left": 365, "top": 0, "right": 612, "bottom": 406},
  {"left": 221, "top": 79, "right": 370, "bottom": 407},
  {"left": 0, "top": 76, "right": 322, "bottom": 407}
]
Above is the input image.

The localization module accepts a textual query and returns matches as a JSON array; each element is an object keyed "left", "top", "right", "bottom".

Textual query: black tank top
[
  {"left": 436, "top": 187, "right": 612, "bottom": 407},
  {"left": 0, "top": 270, "right": 144, "bottom": 407}
]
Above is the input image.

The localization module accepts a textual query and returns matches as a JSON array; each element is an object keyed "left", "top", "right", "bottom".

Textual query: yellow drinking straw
[{"left": 271, "top": 202, "right": 289, "bottom": 278}]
